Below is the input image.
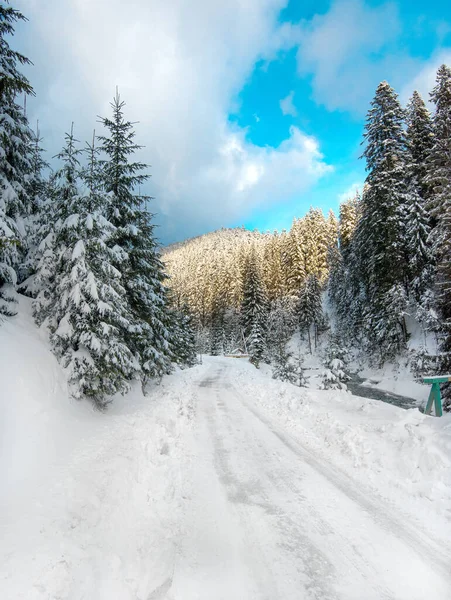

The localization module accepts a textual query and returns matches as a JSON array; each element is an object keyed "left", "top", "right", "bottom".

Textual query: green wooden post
[
  {"left": 434, "top": 383, "right": 443, "bottom": 417},
  {"left": 424, "top": 385, "right": 435, "bottom": 415},
  {"left": 424, "top": 383, "right": 442, "bottom": 417},
  {"left": 422, "top": 375, "right": 450, "bottom": 417}
]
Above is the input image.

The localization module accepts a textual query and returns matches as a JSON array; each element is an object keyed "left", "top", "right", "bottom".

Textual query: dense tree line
[
  {"left": 0, "top": 3, "right": 196, "bottom": 407},
  {"left": 329, "top": 69, "right": 451, "bottom": 389},
  {"left": 165, "top": 67, "right": 451, "bottom": 390},
  {"left": 164, "top": 211, "right": 332, "bottom": 365}
]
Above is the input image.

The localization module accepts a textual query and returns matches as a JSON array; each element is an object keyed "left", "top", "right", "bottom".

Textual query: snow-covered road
[
  {"left": 170, "top": 360, "right": 451, "bottom": 600},
  {"left": 2, "top": 352, "right": 451, "bottom": 599}
]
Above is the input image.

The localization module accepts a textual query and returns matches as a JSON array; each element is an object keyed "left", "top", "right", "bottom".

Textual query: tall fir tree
[
  {"left": 169, "top": 305, "right": 197, "bottom": 367},
  {"left": 406, "top": 91, "right": 434, "bottom": 200},
  {"left": 0, "top": 2, "right": 34, "bottom": 316},
  {"left": 0, "top": 3, "right": 33, "bottom": 99},
  {"left": 359, "top": 81, "right": 409, "bottom": 359},
  {"left": 210, "top": 298, "right": 225, "bottom": 356},
  {"left": 35, "top": 128, "right": 138, "bottom": 405},
  {"left": 338, "top": 193, "right": 359, "bottom": 257},
  {"left": 33, "top": 126, "right": 80, "bottom": 325},
  {"left": 298, "top": 273, "right": 322, "bottom": 353},
  {"left": 241, "top": 249, "right": 268, "bottom": 365},
  {"left": 19, "top": 123, "right": 49, "bottom": 291},
  {"left": 405, "top": 91, "right": 434, "bottom": 303},
  {"left": 98, "top": 91, "right": 174, "bottom": 386},
  {"left": 427, "top": 65, "right": 451, "bottom": 369}
]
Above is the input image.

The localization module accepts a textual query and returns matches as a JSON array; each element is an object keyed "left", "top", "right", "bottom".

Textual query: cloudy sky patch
[{"left": 14, "top": 0, "right": 451, "bottom": 242}]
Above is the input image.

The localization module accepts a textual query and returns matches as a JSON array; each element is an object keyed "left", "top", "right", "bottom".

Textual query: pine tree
[
  {"left": 404, "top": 91, "right": 434, "bottom": 303},
  {"left": 405, "top": 184, "right": 433, "bottom": 302},
  {"left": 19, "top": 123, "right": 50, "bottom": 291},
  {"left": 0, "top": 2, "right": 34, "bottom": 316},
  {"left": 320, "top": 334, "right": 350, "bottom": 390},
  {"left": 406, "top": 91, "right": 434, "bottom": 200},
  {"left": 267, "top": 297, "right": 296, "bottom": 360},
  {"left": 427, "top": 65, "right": 451, "bottom": 372},
  {"left": 33, "top": 126, "right": 81, "bottom": 325},
  {"left": 223, "top": 307, "right": 241, "bottom": 353},
  {"left": 0, "top": 3, "right": 34, "bottom": 100},
  {"left": 298, "top": 273, "right": 323, "bottom": 353},
  {"left": 98, "top": 91, "right": 173, "bottom": 386},
  {"left": 210, "top": 299, "right": 225, "bottom": 356},
  {"left": 263, "top": 232, "right": 285, "bottom": 301},
  {"left": 303, "top": 208, "right": 330, "bottom": 283},
  {"left": 286, "top": 218, "right": 306, "bottom": 297},
  {"left": 241, "top": 249, "right": 268, "bottom": 365},
  {"left": 339, "top": 193, "right": 359, "bottom": 256},
  {"left": 359, "top": 81, "right": 409, "bottom": 358},
  {"left": 272, "top": 348, "right": 300, "bottom": 385},
  {"left": 169, "top": 305, "right": 197, "bottom": 367},
  {"left": 36, "top": 129, "right": 138, "bottom": 405}
]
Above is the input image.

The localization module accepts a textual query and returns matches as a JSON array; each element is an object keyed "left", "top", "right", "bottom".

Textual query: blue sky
[
  {"left": 233, "top": 0, "right": 451, "bottom": 233},
  {"left": 14, "top": 0, "right": 451, "bottom": 242}
]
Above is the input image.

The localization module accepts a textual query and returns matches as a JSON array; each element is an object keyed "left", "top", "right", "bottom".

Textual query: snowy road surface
[
  {"left": 172, "top": 362, "right": 451, "bottom": 600},
  {"left": 2, "top": 356, "right": 451, "bottom": 599}
]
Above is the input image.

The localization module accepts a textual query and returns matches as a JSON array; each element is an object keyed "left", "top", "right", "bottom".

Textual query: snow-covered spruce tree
[
  {"left": 405, "top": 184, "right": 433, "bottom": 304},
  {"left": 0, "top": 2, "right": 34, "bottom": 316},
  {"left": 222, "top": 307, "right": 241, "bottom": 353},
  {"left": 320, "top": 335, "right": 350, "bottom": 391},
  {"left": 263, "top": 231, "right": 286, "bottom": 301},
  {"left": 272, "top": 348, "right": 297, "bottom": 385},
  {"left": 241, "top": 249, "right": 268, "bottom": 366},
  {"left": 339, "top": 193, "right": 359, "bottom": 258},
  {"left": 286, "top": 218, "right": 307, "bottom": 298},
  {"left": 326, "top": 241, "right": 343, "bottom": 314},
  {"left": 404, "top": 91, "right": 434, "bottom": 305},
  {"left": 328, "top": 193, "right": 362, "bottom": 343},
  {"left": 19, "top": 123, "right": 50, "bottom": 292},
  {"left": 359, "top": 81, "right": 409, "bottom": 360},
  {"left": 33, "top": 127, "right": 81, "bottom": 325},
  {"left": 427, "top": 65, "right": 451, "bottom": 391},
  {"left": 98, "top": 91, "right": 173, "bottom": 386},
  {"left": 406, "top": 91, "right": 434, "bottom": 201},
  {"left": 209, "top": 298, "right": 225, "bottom": 356},
  {"left": 36, "top": 129, "right": 138, "bottom": 406},
  {"left": 268, "top": 297, "right": 297, "bottom": 383},
  {"left": 298, "top": 273, "right": 322, "bottom": 354},
  {"left": 267, "top": 297, "right": 296, "bottom": 360},
  {"left": 169, "top": 305, "right": 197, "bottom": 368}
]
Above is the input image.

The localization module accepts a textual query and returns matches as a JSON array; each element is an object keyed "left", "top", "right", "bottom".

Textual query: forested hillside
[{"left": 164, "top": 69, "right": 451, "bottom": 404}]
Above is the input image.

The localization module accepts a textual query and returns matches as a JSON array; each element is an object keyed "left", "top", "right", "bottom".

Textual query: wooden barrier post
[{"left": 422, "top": 375, "right": 451, "bottom": 417}]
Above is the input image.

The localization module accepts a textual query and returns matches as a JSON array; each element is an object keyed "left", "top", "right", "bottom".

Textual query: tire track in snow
[
  {"left": 178, "top": 362, "right": 451, "bottom": 600},
  {"left": 231, "top": 381, "right": 451, "bottom": 580}
]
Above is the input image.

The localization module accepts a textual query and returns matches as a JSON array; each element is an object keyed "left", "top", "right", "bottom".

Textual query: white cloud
[
  {"left": 17, "top": 0, "right": 331, "bottom": 242},
  {"left": 280, "top": 91, "right": 298, "bottom": 117},
  {"left": 400, "top": 50, "right": 451, "bottom": 106},
  {"left": 338, "top": 181, "right": 363, "bottom": 203},
  {"left": 295, "top": 0, "right": 409, "bottom": 113}
]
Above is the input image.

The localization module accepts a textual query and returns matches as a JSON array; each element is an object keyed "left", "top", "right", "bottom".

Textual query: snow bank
[
  {"left": 227, "top": 357, "right": 451, "bottom": 543},
  {"left": 0, "top": 296, "right": 99, "bottom": 513},
  {"left": 0, "top": 298, "right": 201, "bottom": 599}
]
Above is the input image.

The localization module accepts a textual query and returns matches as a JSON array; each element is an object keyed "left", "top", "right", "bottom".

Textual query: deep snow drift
[{"left": 1, "top": 299, "right": 451, "bottom": 599}]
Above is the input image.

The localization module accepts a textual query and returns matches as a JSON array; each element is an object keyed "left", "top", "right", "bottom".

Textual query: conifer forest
[
  {"left": 3, "top": 2, "right": 451, "bottom": 598},
  {"left": 2, "top": 2, "right": 451, "bottom": 408}
]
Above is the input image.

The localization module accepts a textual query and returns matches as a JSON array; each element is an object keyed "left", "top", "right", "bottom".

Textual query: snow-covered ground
[{"left": 1, "top": 300, "right": 451, "bottom": 599}]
